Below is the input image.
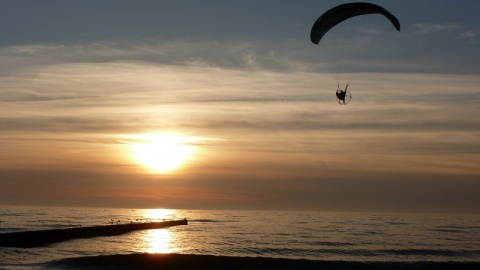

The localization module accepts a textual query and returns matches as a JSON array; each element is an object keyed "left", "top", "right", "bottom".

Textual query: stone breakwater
[{"left": 0, "top": 219, "right": 188, "bottom": 247}]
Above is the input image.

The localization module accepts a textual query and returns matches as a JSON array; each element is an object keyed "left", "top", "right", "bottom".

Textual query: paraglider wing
[{"left": 310, "top": 2, "right": 401, "bottom": 45}]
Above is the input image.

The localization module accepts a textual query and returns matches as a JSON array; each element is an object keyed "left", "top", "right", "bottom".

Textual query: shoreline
[{"left": 47, "top": 253, "right": 480, "bottom": 270}]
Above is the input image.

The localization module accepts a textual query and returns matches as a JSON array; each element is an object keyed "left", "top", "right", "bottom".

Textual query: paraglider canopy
[{"left": 310, "top": 2, "right": 400, "bottom": 45}]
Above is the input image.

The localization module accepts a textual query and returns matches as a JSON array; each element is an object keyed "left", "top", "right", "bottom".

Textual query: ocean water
[{"left": 1, "top": 206, "right": 479, "bottom": 269}]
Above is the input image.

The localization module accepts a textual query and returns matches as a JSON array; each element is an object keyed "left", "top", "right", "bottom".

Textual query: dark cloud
[
  {"left": 0, "top": 116, "right": 143, "bottom": 133},
  {"left": 1, "top": 167, "right": 479, "bottom": 213}
]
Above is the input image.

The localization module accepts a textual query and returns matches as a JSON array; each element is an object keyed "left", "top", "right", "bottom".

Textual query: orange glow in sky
[{"left": 1, "top": 1, "right": 479, "bottom": 212}]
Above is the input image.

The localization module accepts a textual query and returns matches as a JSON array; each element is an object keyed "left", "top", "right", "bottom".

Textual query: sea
[{"left": 1, "top": 206, "right": 479, "bottom": 269}]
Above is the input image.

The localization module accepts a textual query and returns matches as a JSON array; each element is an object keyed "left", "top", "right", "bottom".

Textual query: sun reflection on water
[
  {"left": 139, "top": 209, "right": 180, "bottom": 254},
  {"left": 144, "top": 208, "right": 174, "bottom": 221},
  {"left": 143, "top": 229, "right": 173, "bottom": 253}
]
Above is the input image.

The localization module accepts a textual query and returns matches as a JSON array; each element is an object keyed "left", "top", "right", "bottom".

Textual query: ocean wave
[
  {"left": 380, "top": 249, "right": 480, "bottom": 257},
  {"left": 190, "top": 219, "right": 218, "bottom": 223},
  {"left": 190, "top": 219, "right": 243, "bottom": 223},
  {"left": 217, "top": 246, "right": 480, "bottom": 260},
  {"left": 310, "top": 241, "right": 356, "bottom": 247},
  {"left": 430, "top": 225, "right": 467, "bottom": 233},
  {"left": 385, "top": 221, "right": 409, "bottom": 226},
  {"left": 0, "top": 212, "right": 29, "bottom": 217},
  {"left": 226, "top": 246, "right": 374, "bottom": 257}
]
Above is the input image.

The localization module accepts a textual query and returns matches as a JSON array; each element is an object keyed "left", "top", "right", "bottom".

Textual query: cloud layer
[{"left": 1, "top": 39, "right": 479, "bottom": 212}]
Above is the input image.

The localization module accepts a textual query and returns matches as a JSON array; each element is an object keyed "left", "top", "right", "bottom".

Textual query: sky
[{"left": 1, "top": 0, "right": 479, "bottom": 213}]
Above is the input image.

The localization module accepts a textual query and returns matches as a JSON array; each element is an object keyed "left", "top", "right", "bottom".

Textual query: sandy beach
[{"left": 48, "top": 253, "right": 480, "bottom": 270}]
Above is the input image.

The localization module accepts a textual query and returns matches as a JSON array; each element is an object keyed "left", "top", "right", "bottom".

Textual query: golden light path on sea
[
  {"left": 140, "top": 209, "right": 176, "bottom": 254},
  {"left": 144, "top": 229, "right": 173, "bottom": 254}
]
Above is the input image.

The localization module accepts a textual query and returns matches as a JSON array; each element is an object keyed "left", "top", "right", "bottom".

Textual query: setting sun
[{"left": 129, "top": 134, "right": 194, "bottom": 173}]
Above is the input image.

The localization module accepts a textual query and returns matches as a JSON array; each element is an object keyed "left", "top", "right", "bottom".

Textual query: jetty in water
[{"left": 0, "top": 219, "right": 188, "bottom": 248}]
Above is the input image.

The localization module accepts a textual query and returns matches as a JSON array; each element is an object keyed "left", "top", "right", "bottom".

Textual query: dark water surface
[{"left": 1, "top": 206, "right": 479, "bottom": 269}]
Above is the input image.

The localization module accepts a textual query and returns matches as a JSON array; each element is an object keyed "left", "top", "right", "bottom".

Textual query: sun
[{"left": 130, "top": 133, "right": 193, "bottom": 173}]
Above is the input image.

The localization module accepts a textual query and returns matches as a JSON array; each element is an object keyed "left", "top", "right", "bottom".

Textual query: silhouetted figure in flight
[{"left": 336, "top": 83, "right": 349, "bottom": 105}]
